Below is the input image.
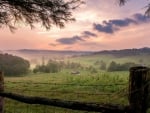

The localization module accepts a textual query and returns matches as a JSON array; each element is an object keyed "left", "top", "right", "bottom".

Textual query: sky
[{"left": 0, "top": 0, "right": 150, "bottom": 51}]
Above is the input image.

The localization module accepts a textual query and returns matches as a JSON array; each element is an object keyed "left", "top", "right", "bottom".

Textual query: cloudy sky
[{"left": 0, "top": 0, "right": 150, "bottom": 51}]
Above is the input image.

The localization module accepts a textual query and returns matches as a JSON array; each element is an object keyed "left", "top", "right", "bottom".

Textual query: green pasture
[
  {"left": 3, "top": 53, "right": 150, "bottom": 113},
  {"left": 68, "top": 54, "right": 150, "bottom": 67},
  {"left": 3, "top": 70, "right": 129, "bottom": 113}
]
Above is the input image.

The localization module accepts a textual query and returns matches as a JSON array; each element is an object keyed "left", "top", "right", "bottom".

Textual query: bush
[
  {"left": 46, "top": 60, "right": 61, "bottom": 73},
  {"left": 107, "top": 61, "right": 138, "bottom": 71},
  {"left": 65, "top": 61, "right": 83, "bottom": 69},
  {"left": 94, "top": 60, "right": 106, "bottom": 70},
  {"left": 86, "top": 66, "right": 98, "bottom": 73},
  {"left": 33, "top": 60, "right": 61, "bottom": 73},
  {"left": 107, "top": 61, "right": 119, "bottom": 71},
  {"left": 99, "top": 60, "right": 106, "bottom": 70},
  {"left": 0, "top": 53, "right": 30, "bottom": 76}
]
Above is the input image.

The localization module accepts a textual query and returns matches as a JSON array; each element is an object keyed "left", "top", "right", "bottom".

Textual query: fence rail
[
  {"left": 5, "top": 81, "right": 128, "bottom": 87},
  {"left": 0, "top": 91, "right": 127, "bottom": 113}
]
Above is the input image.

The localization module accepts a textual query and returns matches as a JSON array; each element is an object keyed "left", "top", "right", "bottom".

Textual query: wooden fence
[{"left": 0, "top": 66, "right": 150, "bottom": 113}]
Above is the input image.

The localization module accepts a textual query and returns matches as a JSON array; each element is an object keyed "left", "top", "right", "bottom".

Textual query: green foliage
[
  {"left": 107, "top": 61, "right": 138, "bottom": 71},
  {"left": 47, "top": 60, "right": 61, "bottom": 73},
  {"left": 94, "top": 60, "right": 106, "bottom": 70},
  {"left": 107, "top": 61, "right": 119, "bottom": 72},
  {"left": 99, "top": 60, "right": 107, "bottom": 70},
  {"left": 4, "top": 71, "right": 129, "bottom": 113},
  {"left": 86, "top": 66, "right": 98, "bottom": 73},
  {"left": 65, "top": 61, "right": 83, "bottom": 69},
  {"left": 0, "top": 53, "right": 30, "bottom": 76},
  {"left": 33, "top": 60, "right": 61, "bottom": 73},
  {"left": 33, "top": 60, "right": 84, "bottom": 74}
]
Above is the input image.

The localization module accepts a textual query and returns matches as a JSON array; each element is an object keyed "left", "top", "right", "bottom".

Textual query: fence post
[
  {"left": 128, "top": 66, "right": 150, "bottom": 113},
  {"left": 0, "top": 71, "right": 4, "bottom": 113}
]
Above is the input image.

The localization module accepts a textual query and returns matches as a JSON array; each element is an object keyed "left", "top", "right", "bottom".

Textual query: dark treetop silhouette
[{"left": 0, "top": 0, "right": 83, "bottom": 31}]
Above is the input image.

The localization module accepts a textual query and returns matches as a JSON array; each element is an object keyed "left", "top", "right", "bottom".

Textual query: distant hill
[
  {"left": 93, "top": 47, "right": 150, "bottom": 57},
  {"left": 4, "top": 49, "right": 92, "bottom": 63},
  {"left": 3, "top": 47, "right": 150, "bottom": 67},
  {"left": 17, "top": 49, "right": 92, "bottom": 55},
  {"left": 5, "top": 47, "right": 150, "bottom": 59},
  {"left": 4, "top": 47, "right": 150, "bottom": 59},
  {"left": 69, "top": 47, "right": 150, "bottom": 67}
]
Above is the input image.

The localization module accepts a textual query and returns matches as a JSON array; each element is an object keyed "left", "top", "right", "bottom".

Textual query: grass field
[
  {"left": 67, "top": 54, "right": 150, "bottom": 67},
  {"left": 2, "top": 52, "right": 150, "bottom": 113},
  {"left": 4, "top": 70, "right": 129, "bottom": 113}
]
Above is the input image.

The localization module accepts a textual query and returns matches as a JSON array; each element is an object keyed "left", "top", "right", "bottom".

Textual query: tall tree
[
  {"left": 119, "top": 0, "right": 150, "bottom": 16},
  {"left": 0, "top": 0, "right": 83, "bottom": 31}
]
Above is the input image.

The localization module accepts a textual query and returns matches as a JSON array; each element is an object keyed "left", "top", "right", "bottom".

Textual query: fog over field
[
  {"left": 1, "top": 0, "right": 150, "bottom": 113},
  {"left": 2, "top": 47, "right": 150, "bottom": 68}
]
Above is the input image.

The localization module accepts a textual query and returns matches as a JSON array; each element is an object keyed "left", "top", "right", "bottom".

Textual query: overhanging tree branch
[
  {"left": 0, "top": 0, "right": 83, "bottom": 31},
  {"left": 119, "top": 0, "right": 128, "bottom": 6},
  {"left": 119, "top": 0, "right": 150, "bottom": 16}
]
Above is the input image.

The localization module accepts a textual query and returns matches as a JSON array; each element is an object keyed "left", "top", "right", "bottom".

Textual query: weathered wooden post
[
  {"left": 128, "top": 66, "right": 150, "bottom": 113},
  {"left": 0, "top": 71, "right": 4, "bottom": 113}
]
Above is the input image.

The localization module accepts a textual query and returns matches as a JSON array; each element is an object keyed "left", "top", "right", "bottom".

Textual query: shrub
[
  {"left": 107, "top": 61, "right": 138, "bottom": 71},
  {"left": 86, "top": 66, "right": 98, "bottom": 73},
  {"left": 99, "top": 60, "right": 106, "bottom": 70},
  {"left": 33, "top": 60, "right": 61, "bottom": 73}
]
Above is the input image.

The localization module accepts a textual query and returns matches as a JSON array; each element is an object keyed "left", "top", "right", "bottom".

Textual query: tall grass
[{"left": 4, "top": 70, "right": 129, "bottom": 113}]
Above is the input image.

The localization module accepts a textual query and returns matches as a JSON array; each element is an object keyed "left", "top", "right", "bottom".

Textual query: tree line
[
  {"left": 0, "top": 53, "right": 144, "bottom": 76},
  {"left": 94, "top": 60, "right": 140, "bottom": 72},
  {"left": 33, "top": 60, "right": 84, "bottom": 73},
  {"left": 0, "top": 53, "right": 30, "bottom": 76}
]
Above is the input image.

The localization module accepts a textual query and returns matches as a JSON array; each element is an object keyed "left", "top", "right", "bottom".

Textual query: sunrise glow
[{"left": 0, "top": 0, "right": 150, "bottom": 51}]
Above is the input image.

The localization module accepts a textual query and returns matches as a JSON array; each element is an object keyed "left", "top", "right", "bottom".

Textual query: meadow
[
  {"left": 4, "top": 71, "right": 129, "bottom": 113},
  {"left": 68, "top": 54, "right": 150, "bottom": 67},
  {"left": 3, "top": 52, "right": 150, "bottom": 113}
]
